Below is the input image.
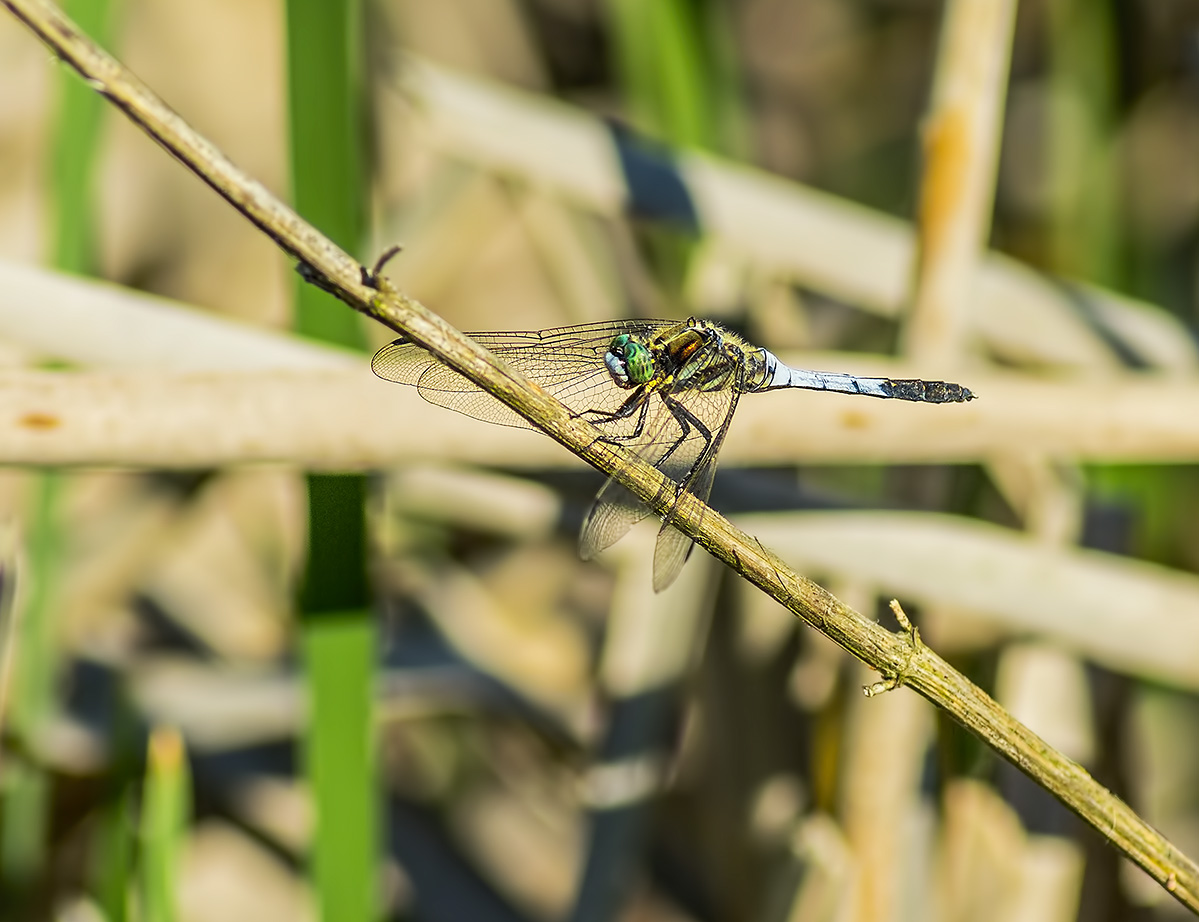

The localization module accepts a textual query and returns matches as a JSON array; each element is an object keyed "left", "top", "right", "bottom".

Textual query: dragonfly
[{"left": 372, "top": 318, "right": 974, "bottom": 591}]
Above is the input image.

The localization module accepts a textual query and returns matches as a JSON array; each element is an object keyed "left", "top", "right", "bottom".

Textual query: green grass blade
[
  {"left": 1046, "top": 0, "right": 1120, "bottom": 286},
  {"left": 91, "top": 788, "right": 135, "bottom": 922},
  {"left": 0, "top": 474, "right": 60, "bottom": 901},
  {"left": 49, "top": 0, "right": 115, "bottom": 273},
  {"left": 286, "top": 1, "right": 376, "bottom": 920},
  {"left": 139, "top": 728, "right": 191, "bottom": 922},
  {"left": 287, "top": 0, "right": 367, "bottom": 349},
  {"left": 606, "top": 0, "right": 712, "bottom": 149},
  {"left": 302, "top": 615, "right": 377, "bottom": 922}
]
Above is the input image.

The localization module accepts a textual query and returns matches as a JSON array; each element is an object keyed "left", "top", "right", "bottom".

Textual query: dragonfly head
[{"left": 605, "top": 334, "right": 655, "bottom": 388}]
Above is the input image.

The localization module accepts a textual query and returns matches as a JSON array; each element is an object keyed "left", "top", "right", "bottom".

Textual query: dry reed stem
[
  {"left": 0, "top": 260, "right": 358, "bottom": 371},
  {"left": 843, "top": 660, "right": 935, "bottom": 921},
  {"left": 9, "top": 366, "right": 1199, "bottom": 466},
  {"left": 834, "top": 585, "right": 932, "bottom": 922},
  {"left": 5, "top": 0, "right": 1199, "bottom": 911},
  {"left": 905, "top": 0, "right": 1017, "bottom": 365}
]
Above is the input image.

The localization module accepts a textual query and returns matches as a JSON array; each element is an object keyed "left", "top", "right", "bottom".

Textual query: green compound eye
[
  {"left": 622, "top": 340, "right": 654, "bottom": 384},
  {"left": 605, "top": 334, "right": 655, "bottom": 386}
]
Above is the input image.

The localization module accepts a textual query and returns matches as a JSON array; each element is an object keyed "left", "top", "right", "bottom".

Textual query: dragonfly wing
[
  {"left": 371, "top": 321, "right": 668, "bottom": 429},
  {"left": 578, "top": 393, "right": 681, "bottom": 561},
  {"left": 652, "top": 449, "right": 719, "bottom": 592},
  {"left": 580, "top": 378, "right": 740, "bottom": 592},
  {"left": 650, "top": 384, "right": 740, "bottom": 591},
  {"left": 578, "top": 479, "right": 654, "bottom": 561}
]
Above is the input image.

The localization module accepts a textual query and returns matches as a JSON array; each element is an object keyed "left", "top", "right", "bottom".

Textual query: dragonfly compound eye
[
  {"left": 622, "top": 340, "right": 655, "bottom": 385},
  {"left": 605, "top": 335, "right": 654, "bottom": 387}
]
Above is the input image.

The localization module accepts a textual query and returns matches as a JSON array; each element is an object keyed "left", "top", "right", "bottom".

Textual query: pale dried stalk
[
  {"left": 0, "top": 260, "right": 358, "bottom": 372},
  {"left": 4, "top": 0, "right": 1198, "bottom": 911},
  {"left": 9, "top": 367, "right": 1199, "bottom": 467},
  {"left": 905, "top": 0, "right": 1018, "bottom": 365}
]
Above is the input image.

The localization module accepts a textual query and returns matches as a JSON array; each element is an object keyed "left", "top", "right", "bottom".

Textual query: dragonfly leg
[
  {"left": 657, "top": 394, "right": 713, "bottom": 483},
  {"left": 577, "top": 388, "right": 652, "bottom": 444}
]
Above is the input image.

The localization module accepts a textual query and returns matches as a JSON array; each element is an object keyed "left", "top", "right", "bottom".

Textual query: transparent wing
[
  {"left": 650, "top": 383, "right": 740, "bottom": 591},
  {"left": 371, "top": 320, "right": 669, "bottom": 430},
  {"left": 578, "top": 394, "right": 681, "bottom": 563},
  {"left": 376, "top": 320, "right": 745, "bottom": 591},
  {"left": 580, "top": 347, "right": 742, "bottom": 591}
]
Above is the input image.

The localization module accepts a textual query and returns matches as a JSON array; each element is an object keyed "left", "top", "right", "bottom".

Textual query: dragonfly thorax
[{"left": 604, "top": 334, "right": 655, "bottom": 388}]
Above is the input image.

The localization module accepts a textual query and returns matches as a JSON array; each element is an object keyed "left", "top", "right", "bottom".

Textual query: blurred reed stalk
[
  {"left": 904, "top": 0, "right": 1016, "bottom": 367},
  {"left": 12, "top": 361, "right": 1199, "bottom": 467}
]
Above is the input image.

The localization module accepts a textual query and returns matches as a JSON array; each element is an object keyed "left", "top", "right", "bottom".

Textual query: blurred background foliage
[{"left": 1, "top": 0, "right": 1199, "bottom": 921}]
